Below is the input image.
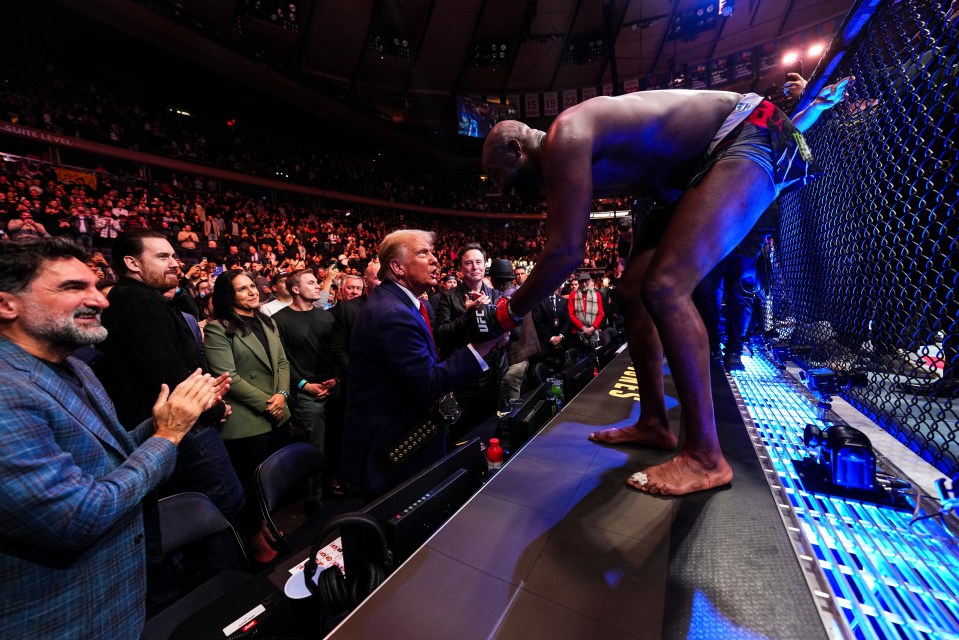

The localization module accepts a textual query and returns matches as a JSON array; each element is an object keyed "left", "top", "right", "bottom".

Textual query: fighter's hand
[
  {"left": 153, "top": 370, "right": 218, "bottom": 445},
  {"left": 465, "top": 298, "right": 520, "bottom": 344},
  {"left": 471, "top": 331, "right": 510, "bottom": 359},
  {"left": 549, "top": 335, "right": 563, "bottom": 346},
  {"left": 814, "top": 76, "right": 855, "bottom": 108},
  {"left": 783, "top": 73, "right": 807, "bottom": 100}
]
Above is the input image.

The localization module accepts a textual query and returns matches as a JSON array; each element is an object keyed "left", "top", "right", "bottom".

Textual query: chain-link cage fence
[{"left": 768, "top": 0, "right": 958, "bottom": 475}]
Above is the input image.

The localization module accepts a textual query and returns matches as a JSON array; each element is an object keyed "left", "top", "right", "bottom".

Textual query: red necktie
[{"left": 418, "top": 302, "right": 436, "bottom": 349}]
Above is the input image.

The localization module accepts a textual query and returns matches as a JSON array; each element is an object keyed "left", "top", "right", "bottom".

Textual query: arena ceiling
[
  {"left": 53, "top": 0, "right": 853, "bottom": 159},
  {"left": 67, "top": 0, "right": 851, "bottom": 96}
]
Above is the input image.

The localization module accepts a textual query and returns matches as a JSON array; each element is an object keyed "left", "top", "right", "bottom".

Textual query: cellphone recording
[{"left": 785, "top": 60, "right": 803, "bottom": 80}]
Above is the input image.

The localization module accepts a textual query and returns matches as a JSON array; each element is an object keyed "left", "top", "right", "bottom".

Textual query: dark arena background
[{"left": 0, "top": 1, "right": 957, "bottom": 639}]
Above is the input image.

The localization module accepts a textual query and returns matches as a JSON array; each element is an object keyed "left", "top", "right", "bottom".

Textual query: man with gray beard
[{"left": 0, "top": 236, "right": 226, "bottom": 639}]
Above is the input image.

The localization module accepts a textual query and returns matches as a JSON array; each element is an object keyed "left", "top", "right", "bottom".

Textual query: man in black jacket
[
  {"left": 434, "top": 243, "right": 505, "bottom": 441},
  {"left": 96, "top": 228, "right": 244, "bottom": 526}
]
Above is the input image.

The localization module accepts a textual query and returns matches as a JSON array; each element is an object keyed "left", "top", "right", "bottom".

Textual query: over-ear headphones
[{"left": 304, "top": 513, "right": 394, "bottom": 619}]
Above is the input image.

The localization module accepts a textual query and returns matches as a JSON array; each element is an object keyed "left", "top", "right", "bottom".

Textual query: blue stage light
[{"left": 730, "top": 353, "right": 959, "bottom": 638}]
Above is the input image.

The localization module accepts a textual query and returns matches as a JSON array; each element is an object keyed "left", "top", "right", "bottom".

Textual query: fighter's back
[{"left": 548, "top": 90, "right": 744, "bottom": 199}]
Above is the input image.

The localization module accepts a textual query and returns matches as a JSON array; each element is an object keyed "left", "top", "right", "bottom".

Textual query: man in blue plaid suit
[{"left": 0, "top": 237, "right": 227, "bottom": 638}]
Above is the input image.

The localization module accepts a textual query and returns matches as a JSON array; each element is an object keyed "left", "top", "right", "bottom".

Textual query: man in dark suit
[
  {"left": 0, "top": 237, "right": 223, "bottom": 638},
  {"left": 341, "top": 230, "right": 508, "bottom": 498},
  {"left": 330, "top": 259, "right": 381, "bottom": 380},
  {"left": 532, "top": 285, "right": 573, "bottom": 359},
  {"left": 327, "top": 261, "right": 379, "bottom": 493}
]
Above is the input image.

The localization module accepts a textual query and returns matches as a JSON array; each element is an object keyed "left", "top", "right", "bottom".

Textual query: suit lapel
[
  {"left": 264, "top": 320, "right": 281, "bottom": 382},
  {"left": 0, "top": 341, "right": 129, "bottom": 457},
  {"left": 69, "top": 358, "right": 136, "bottom": 455},
  {"left": 383, "top": 281, "right": 437, "bottom": 360},
  {"left": 236, "top": 320, "right": 272, "bottom": 370}
]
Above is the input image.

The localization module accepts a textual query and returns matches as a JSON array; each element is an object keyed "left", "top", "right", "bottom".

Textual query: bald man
[{"left": 482, "top": 79, "right": 852, "bottom": 496}]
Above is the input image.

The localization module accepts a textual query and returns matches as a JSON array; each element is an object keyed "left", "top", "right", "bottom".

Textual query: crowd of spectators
[
  {"left": 0, "top": 58, "right": 527, "bottom": 212},
  {"left": 0, "top": 58, "right": 635, "bottom": 217},
  {"left": 0, "top": 154, "right": 622, "bottom": 297}
]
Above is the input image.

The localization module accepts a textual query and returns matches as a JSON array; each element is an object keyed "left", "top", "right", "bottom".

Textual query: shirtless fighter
[{"left": 479, "top": 79, "right": 852, "bottom": 496}]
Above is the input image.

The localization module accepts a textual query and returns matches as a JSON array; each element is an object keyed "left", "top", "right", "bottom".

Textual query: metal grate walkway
[{"left": 729, "top": 354, "right": 959, "bottom": 639}]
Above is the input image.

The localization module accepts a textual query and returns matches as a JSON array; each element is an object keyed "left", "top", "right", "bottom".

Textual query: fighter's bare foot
[
  {"left": 588, "top": 423, "right": 678, "bottom": 450},
  {"left": 625, "top": 452, "right": 733, "bottom": 496}
]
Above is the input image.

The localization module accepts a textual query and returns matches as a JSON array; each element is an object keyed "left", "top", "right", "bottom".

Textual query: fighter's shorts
[
  {"left": 633, "top": 94, "right": 821, "bottom": 252},
  {"left": 688, "top": 94, "right": 822, "bottom": 197}
]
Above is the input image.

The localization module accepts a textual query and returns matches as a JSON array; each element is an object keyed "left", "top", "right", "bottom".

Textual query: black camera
[
  {"left": 798, "top": 367, "right": 868, "bottom": 397},
  {"left": 803, "top": 423, "right": 876, "bottom": 491},
  {"left": 770, "top": 344, "right": 790, "bottom": 364}
]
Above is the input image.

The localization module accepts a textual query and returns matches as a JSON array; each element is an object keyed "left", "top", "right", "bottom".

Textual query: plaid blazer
[{"left": 0, "top": 337, "right": 177, "bottom": 639}]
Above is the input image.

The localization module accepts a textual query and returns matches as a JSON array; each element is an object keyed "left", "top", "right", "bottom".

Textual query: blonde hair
[{"left": 377, "top": 229, "right": 436, "bottom": 282}]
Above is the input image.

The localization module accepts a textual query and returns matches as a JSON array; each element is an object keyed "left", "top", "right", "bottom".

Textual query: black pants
[{"left": 223, "top": 429, "right": 287, "bottom": 535}]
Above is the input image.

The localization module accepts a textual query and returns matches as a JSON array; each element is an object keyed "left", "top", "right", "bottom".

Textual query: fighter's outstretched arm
[
  {"left": 791, "top": 76, "right": 855, "bottom": 132},
  {"left": 509, "top": 119, "right": 593, "bottom": 317}
]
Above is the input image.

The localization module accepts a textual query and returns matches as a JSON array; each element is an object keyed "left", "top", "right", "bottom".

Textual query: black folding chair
[
  {"left": 254, "top": 442, "right": 329, "bottom": 549},
  {"left": 142, "top": 492, "right": 251, "bottom": 640}
]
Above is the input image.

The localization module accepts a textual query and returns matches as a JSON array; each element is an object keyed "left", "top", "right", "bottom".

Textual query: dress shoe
[
  {"left": 724, "top": 352, "right": 745, "bottom": 371},
  {"left": 248, "top": 531, "right": 278, "bottom": 564}
]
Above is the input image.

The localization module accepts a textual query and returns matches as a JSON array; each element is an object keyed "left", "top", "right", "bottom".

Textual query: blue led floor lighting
[{"left": 728, "top": 354, "right": 959, "bottom": 639}]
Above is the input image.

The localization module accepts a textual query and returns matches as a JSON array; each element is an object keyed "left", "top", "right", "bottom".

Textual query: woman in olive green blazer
[{"left": 204, "top": 271, "right": 291, "bottom": 562}]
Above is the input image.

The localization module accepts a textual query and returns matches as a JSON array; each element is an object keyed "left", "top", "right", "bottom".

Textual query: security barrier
[{"left": 770, "top": 0, "right": 958, "bottom": 474}]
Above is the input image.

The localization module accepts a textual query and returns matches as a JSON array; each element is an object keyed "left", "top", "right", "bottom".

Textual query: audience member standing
[
  {"left": 429, "top": 272, "right": 458, "bottom": 311},
  {"left": 0, "top": 237, "right": 222, "bottom": 639},
  {"left": 272, "top": 269, "right": 340, "bottom": 509},
  {"left": 96, "top": 228, "right": 244, "bottom": 526},
  {"left": 177, "top": 224, "right": 200, "bottom": 260},
  {"left": 513, "top": 265, "right": 528, "bottom": 286},
  {"left": 327, "top": 261, "right": 380, "bottom": 493},
  {"left": 489, "top": 258, "right": 539, "bottom": 403},
  {"left": 204, "top": 271, "right": 291, "bottom": 562},
  {"left": 533, "top": 285, "right": 573, "bottom": 361},
  {"left": 260, "top": 272, "right": 293, "bottom": 317},
  {"left": 569, "top": 272, "right": 604, "bottom": 348},
  {"left": 337, "top": 273, "right": 365, "bottom": 304},
  {"left": 435, "top": 242, "right": 505, "bottom": 441},
  {"left": 342, "top": 230, "right": 508, "bottom": 498},
  {"left": 330, "top": 259, "right": 380, "bottom": 379}
]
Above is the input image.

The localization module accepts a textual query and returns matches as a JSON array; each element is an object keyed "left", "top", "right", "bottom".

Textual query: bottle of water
[
  {"left": 486, "top": 438, "right": 504, "bottom": 475},
  {"left": 551, "top": 379, "right": 564, "bottom": 412}
]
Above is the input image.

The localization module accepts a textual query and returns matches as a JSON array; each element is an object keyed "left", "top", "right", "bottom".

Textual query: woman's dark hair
[
  {"left": 210, "top": 271, "right": 275, "bottom": 336},
  {"left": 0, "top": 236, "right": 87, "bottom": 294}
]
